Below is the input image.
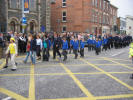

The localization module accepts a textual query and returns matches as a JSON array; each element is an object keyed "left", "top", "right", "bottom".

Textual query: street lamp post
[{"left": 22, "top": 0, "right": 26, "bottom": 34}]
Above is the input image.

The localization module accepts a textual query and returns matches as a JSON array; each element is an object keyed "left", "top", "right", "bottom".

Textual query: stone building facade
[
  {"left": 51, "top": 0, "right": 118, "bottom": 35},
  {"left": 0, "top": 0, "right": 7, "bottom": 33},
  {"left": 0, "top": 0, "right": 51, "bottom": 33}
]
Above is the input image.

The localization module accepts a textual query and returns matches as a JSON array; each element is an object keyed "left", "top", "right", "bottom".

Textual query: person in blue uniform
[
  {"left": 87, "top": 36, "right": 91, "bottom": 51},
  {"left": 80, "top": 38, "right": 85, "bottom": 57},
  {"left": 73, "top": 37, "right": 79, "bottom": 59},
  {"left": 102, "top": 37, "right": 108, "bottom": 51},
  {"left": 62, "top": 37, "right": 68, "bottom": 61},
  {"left": 69, "top": 37, "right": 74, "bottom": 54},
  {"left": 95, "top": 38, "right": 101, "bottom": 55}
]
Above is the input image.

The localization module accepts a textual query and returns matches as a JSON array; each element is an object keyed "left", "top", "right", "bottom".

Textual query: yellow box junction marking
[
  {"left": 0, "top": 88, "right": 28, "bottom": 100},
  {"left": 80, "top": 58, "right": 133, "bottom": 91},
  {"left": 59, "top": 62, "right": 96, "bottom": 100},
  {"left": 29, "top": 64, "right": 35, "bottom": 100},
  {"left": 103, "top": 57, "right": 133, "bottom": 70}
]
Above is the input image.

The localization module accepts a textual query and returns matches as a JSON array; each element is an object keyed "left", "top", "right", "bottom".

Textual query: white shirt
[{"left": 36, "top": 39, "right": 42, "bottom": 49}]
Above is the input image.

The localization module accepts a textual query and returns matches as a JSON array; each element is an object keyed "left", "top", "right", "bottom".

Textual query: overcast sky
[{"left": 110, "top": 0, "right": 133, "bottom": 18}]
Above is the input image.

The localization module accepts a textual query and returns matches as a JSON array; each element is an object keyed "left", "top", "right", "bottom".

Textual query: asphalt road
[{"left": 0, "top": 47, "right": 133, "bottom": 100}]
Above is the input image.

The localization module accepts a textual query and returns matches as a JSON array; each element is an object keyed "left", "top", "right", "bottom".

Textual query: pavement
[{"left": 0, "top": 47, "right": 133, "bottom": 100}]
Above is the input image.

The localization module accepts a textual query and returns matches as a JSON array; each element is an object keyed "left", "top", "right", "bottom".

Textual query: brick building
[
  {"left": 0, "top": 0, "right": 51, "bottom": 33},
  {"left": 51, "top": 0, "right": 118, "bottom": 35}
]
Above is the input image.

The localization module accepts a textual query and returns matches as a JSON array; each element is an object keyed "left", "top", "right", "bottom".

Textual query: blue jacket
[
  {"left": 30, "top": 39, "right": 37, "bottom": 51},
  {"left": 70, "top": 40, "right": 74, "bottom": 46},
  {"left": 62, "top": 40, "right": 68, "bottom": 50},
  {"left": 87, "top": 39, "right": 91, "bottom": 44},
  {"left": 103, "top": 39, "right": 108, "bottom": 45},
  {"left": 80, "top": 41, "right": 85, "bottom": 49},
  {"left": 73, "top": 40, "right": 79, "bottom": 50},
  {"left": 92, "top": 40, "right": 96, "bottom": 45},
  {"left": 95, "top": 41, "right": 101, "bottom": 48}
]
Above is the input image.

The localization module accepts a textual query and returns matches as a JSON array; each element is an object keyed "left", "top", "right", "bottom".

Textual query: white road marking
[
  {"left": 2, "top": 97, "right": 12, "bottom": 100},
  {"left": 111, "top": 51, "right": 125, "bottom": 57}
]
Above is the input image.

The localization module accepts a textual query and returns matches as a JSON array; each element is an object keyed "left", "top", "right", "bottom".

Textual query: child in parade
[
  {"left": 5, "top": 38, "right": 18, "bottom": 71},
  {"left": 80, "top": 38, "right": 85, "bottom": 57},
  {"left": 73, "top": 37, "right": 79, "bottom": 59},
  {"left": 95, "top": 38, "right": 101, "bottom": 55},
  {"left": 62, "top": 37, "right": 68, "bottom": 61},
  {"left": 69, "top": 37, "right": 74, "bottom": 54}
]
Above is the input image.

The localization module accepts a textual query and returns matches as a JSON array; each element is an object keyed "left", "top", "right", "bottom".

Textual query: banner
[{"left": 24, "top": 0, "right": 29, "bottom": 13}]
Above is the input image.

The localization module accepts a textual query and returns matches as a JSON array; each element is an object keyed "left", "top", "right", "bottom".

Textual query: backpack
[{"left": 43, "top": 39, "right": 47, "bottom": 48}]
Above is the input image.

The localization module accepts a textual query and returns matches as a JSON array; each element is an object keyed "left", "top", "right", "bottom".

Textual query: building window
[
  {"left": 62, "top": 11, "right": 67, "bottom": 22},
  {"left": 99, "top": 0, "right": 102, "bottom": 9},
  {"left": 10, "top": 0, "right": 18, "bottom": 9},
  {"left": 92, "top": 0, "right": 95, "bottom": 6},
  {"left": 62, "top": 26, "right": 66, "bottom": 32},
  {"left": 62, "top": 0, "right": 66, "bottom": 7},
  {"left": 29, "top": 0, "right": 36, "bottom": 11},
  {"left": 95, "top": 0, "right": 98, "bottom": 8}
]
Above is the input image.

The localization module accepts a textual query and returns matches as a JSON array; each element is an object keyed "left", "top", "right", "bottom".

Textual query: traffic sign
[{"left": 22, "top": 17, "right": 27, "bottom": 24}]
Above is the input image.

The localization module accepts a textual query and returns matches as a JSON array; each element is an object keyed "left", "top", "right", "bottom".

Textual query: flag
[{"left": 24, "top": 0, "right": 29, "bottom": 13}]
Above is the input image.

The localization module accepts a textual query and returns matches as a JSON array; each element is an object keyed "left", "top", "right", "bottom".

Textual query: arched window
[{"left": 29, "top": 0, "right": 36, "bottom": 11}]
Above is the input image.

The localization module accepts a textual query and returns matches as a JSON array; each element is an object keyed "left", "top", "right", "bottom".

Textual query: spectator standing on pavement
[
  {"left": 42, "top": 35, "right": 49, "bottom": 61},
  {"left": 5, "top": 38, "right": 18, "bottom": 71},
  {"left": 53, "top": 34, "right": 61, "bottom": 59}
]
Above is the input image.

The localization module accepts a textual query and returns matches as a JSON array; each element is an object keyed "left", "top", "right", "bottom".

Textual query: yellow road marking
[
  {"left": 29, "top": 64, "right": 35, "bottom": 100},
  {"left": 104, "top": 57, "right": 133, "bottom": 70},
  {"left": 59, "top": 63, "right": 96, "bottom": 100},
  {"left": 0, "top": 88, "right": 28, "bottom": 100},
  {"left": 1, "top": 71, "right": 133, "bottom": 77},
  {"left": 95, "top": 94, "right": 133, "bottom": 99},
  {"left": 0, "top": 59, "right": 6, "bottom": 70},
  {"left": 80, "top": 58, "right": 133, "bottom": 91},
  {"left": 44, "top": 97, "right": 89, "bottom": 100}
]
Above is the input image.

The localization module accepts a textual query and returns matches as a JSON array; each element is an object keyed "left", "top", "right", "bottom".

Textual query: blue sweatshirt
[
  {"left": 62, "top": 40, "right": 68, "bottom": 50},
  {"left": 73, "top": 40, "right": 79, "bottom": 50},
  {"left": 80, "top": 41, "right": 85, "bottom": 49},
  {"left": 70, "top": 40, "right": 74, "bottom": 46},
  {"left": 103, "top": 39, "right": 108, "bottom": 45},
  {"left": 95, "top": 41, "right": 101, "bottom": 48}
]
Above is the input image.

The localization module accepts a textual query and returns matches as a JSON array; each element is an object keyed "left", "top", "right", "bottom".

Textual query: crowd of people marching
[{"left": 0, "top": 31, "right": 132, "bottom": 71}]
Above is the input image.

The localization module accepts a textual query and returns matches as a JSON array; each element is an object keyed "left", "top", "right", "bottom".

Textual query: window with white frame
[
  {"left": 62, "top": 11, "right": 67, "bottom": 22},
  {"left": 95, "top": 0, "right": 98, "bottom": 8},
  {"left": 99, "top": 0, "right": 102, "bottom": 9},
  {"left": 62, "top": 26, "right": 67, "bottom": 32},
  {"left": 62, "top": 0, "right": 66, "bottom": 7},
  {"left": 92, "top": 0, "right": 95, "bottom": 6}
]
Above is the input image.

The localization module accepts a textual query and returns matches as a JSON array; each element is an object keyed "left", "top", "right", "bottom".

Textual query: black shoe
[
  {"left": 3, "top": 66, "right": 8, "bottom": 68},
  {"left": 11, "top": 69, "right": 16, "bottom": 71}
]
